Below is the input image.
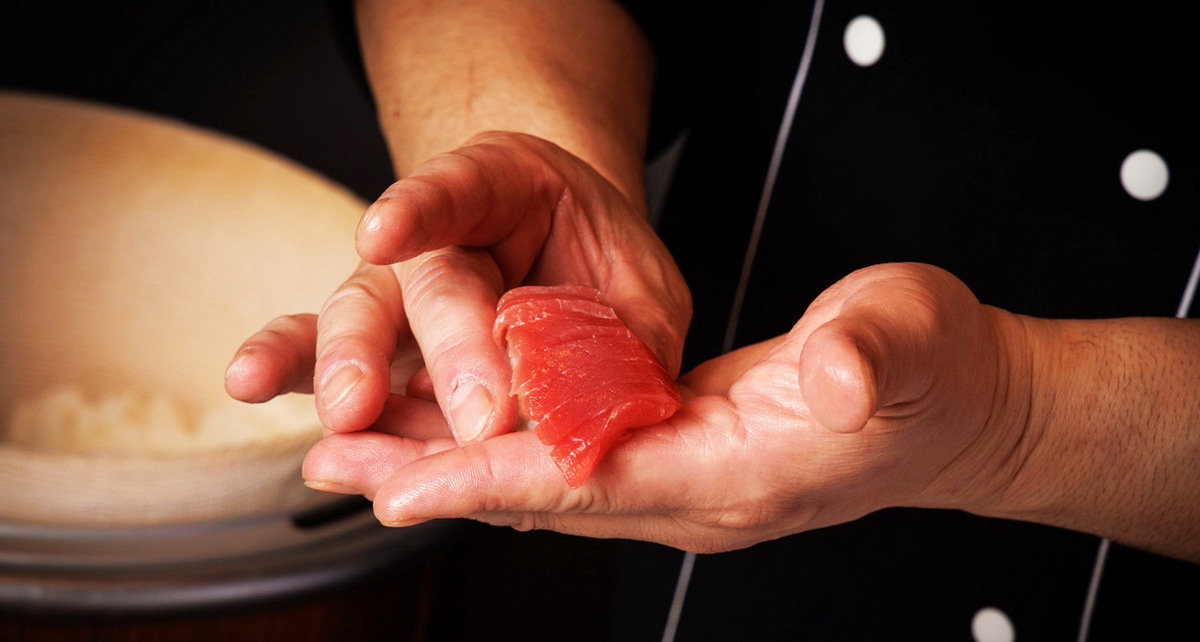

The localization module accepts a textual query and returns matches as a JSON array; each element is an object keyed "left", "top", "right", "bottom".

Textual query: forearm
[
  {"left": 984, "top": 315, "right": 1200, "bottom": 562},
  {"left": 355, "top": 0, "right": 654, "bottom": 202}
]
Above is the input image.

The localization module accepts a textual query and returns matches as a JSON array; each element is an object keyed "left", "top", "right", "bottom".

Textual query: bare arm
[
  {"left": 303, "top": 263, "right": 1200, "bottom": 565},
  {"left": 974, "top": 316, "right": 1200, "bottom": 562},
  {"left": 228, "top": 0, "right": 691, "bottom": 444},
  {"left": 355, "top": 0, "right": 654, "bottom": 199}
]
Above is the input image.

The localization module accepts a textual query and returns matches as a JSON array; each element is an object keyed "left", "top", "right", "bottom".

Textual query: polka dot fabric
[{"left": 644, "top": 2, "right": 1199, "bottom": 641}]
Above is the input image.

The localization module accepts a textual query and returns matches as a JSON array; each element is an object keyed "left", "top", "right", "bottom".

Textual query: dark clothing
[
  {"left": 4, "top": 1, "right": 1196, "bottom": 640},
  {"left": 634, "top": 2, "right": 1199, "bottom": 640}
]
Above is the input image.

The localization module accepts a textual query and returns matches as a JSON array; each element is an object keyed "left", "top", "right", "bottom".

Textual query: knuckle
[
  {"left": 694, "top": 489, "right": 782, "bottom": 534},
  {"left": 403, "top": 250, "right": 501, "bottom": 307},
  {"left": 708, "top": 505, "right": 768, "bottom": 532},
  {"left": 565, "top": 483, "right": 614, "bottom": 515},
  {"left": 262, "top": 312, "right": 314, "bottom": 333},
  {"left": 509, "top": 513, "right": 543, "bottom": 532},
  {"left": 403, "top": 253, "right": 473, "bottom": 305},
  {"left": 246, "top": 314, "right": 314, "bottom": 350},
  {"left": 319, "top": 276, "right": 397, "bottom": 323}
]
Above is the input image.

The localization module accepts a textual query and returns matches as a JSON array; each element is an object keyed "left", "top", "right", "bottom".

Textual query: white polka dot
[
  {"left": 971, "top": 607, "right": 1015, "bottom": 642},
  {"left": 844, "top": 15, "right": 886, "bottom": 67},
  {"left": 1120, "top": 149, "right": 1169, "bottom": 201}
]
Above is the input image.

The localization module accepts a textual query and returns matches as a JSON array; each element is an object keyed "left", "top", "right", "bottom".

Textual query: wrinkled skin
[
  {"left": 228, "top": 132, "right": 1200, "bottom": 562},
  {"left": 227, "top": 132, "right": 691, "bottom": 446},
  {"left": 298, "top": 261, "right": 1032, "bottom": 554},
  {"left": 227, "top": 133, "right": 1031, "bottom": 554}
]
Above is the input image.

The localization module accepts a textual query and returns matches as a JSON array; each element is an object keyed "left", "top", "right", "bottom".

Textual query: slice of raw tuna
[{"left": 493, "top": 284, "right": 682, "bottom": 487}]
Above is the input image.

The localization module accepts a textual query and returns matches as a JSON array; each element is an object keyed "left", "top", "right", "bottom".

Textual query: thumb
[
  {"left": 797, "top": 318, "right": 879, "bottom": 433},
  {"left": 796, "top": 263, "right": 969, "bottom": 433}
]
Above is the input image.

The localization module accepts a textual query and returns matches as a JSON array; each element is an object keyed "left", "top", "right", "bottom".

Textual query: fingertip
[
  {"left": 300, "top": 434, "right": 338, "bottom": 481},
  {"left": 304, "top": 480, "right": 362, "bottom": 496},
  {"left": 799, "top": 321, "right": 877, "bottom": 433},
  {"left": 225, "top": 314, "right": 321, "bottom": 403},
  {"left": 315, "top": 359, "right": 390, "bottom": 432},
  {"left": 223, "top": 350, "right": 255, "bottom": 400},
  {"left": 302, "top": 436, "right": 373, "bottom": 500},
  {"left": 445, "top": 376, "right": 520, "bottom": 444},
  {"left": 372, "top": 460, "right": 447, "bottom": 526},
  {"left": 375, "top": 493, "right": 430, "bottom": 527},
  {"left": 224, "top": 348, "right": 283, "bottom": 403},
  {"left": 377, "top": 515, "right": 433, "bottom": 528},
  {"left": 356, "top": 199, "right": 405, "bottom": 265},
  {"left": 357, "top": 179, "right": 443, "bottom": 265},
  {"left": 446, "top": 377, "right": 492, "bottom": 443},
  {"left": 302, "top": 430, "right": 446, "bottom": 500}
]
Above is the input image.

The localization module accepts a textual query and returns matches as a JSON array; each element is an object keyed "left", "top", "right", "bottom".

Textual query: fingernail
[
  {"left": 379, "top": 492, "right": 428, "bottom": 527},
  {"left": 448, "top": 379, "right": 493, "bottom": 443},
  {"left": 224, "top": 354, "right": 247, "bottom": 383},
  {"left": 320, "top": 364, "right": 364, "bottom": 412},
  {"left": 305, "top": 480, "right": 361, "bottom": 495},
  {"left": 358, "top": 207, "right": 383, "bottom": 237},
  {"left": 380, "top": 515, "right": 430, "bottom": 528}
]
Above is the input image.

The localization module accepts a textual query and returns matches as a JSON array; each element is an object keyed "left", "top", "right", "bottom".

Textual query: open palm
[{"left": 303, "top": 263, "right": 1028, "bottom": 553}]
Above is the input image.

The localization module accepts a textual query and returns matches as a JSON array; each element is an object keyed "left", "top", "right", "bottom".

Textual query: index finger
[{"left": 355, "top": 134, "right": 559, "bottom": 277}]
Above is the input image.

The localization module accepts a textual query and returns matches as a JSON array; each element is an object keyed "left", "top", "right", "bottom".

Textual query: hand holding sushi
[
  {"left": 227, "top": 0, "right": 1200, "bottom": 563},
  {"left": 225, "top": 0, "right": 690, "bottom": 446},
  {"left": 301, "top": 262, "right": 1200, "bottom": 563},
  {"left": 227, "top": 131, "right": 690, "bottom": 443}
]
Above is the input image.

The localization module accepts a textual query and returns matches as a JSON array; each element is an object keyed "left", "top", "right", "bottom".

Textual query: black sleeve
[{"left": 613, "top": 2, "right": 715, "bottom": 160}]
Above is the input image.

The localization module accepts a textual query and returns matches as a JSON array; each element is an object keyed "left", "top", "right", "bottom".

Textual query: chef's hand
[
  {"left": 225, "top": 132, "right": 690, "bottom": 444},
  {"left": 299, "top": 263, "right": 1030, "bottom": 552}
]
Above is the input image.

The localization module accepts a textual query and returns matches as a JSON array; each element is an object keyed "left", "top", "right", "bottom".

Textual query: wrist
[
  {"left": 962, "top": 312, "right": 1054, "bottom": 518},
  {"left": 358, "top": 0, "right": 653, "bottom": 205},
  {"left": 916, "top": 306, "right": 1041, "bottom": 515}
]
